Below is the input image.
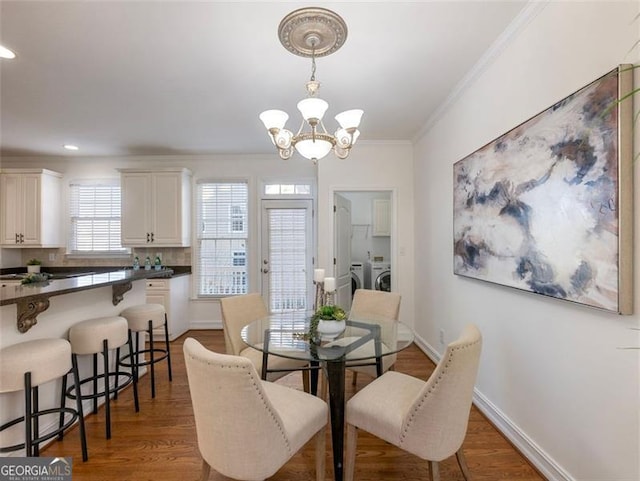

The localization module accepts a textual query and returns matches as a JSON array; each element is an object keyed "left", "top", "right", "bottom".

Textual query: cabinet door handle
[
  {"left": 147, "top": 232, "right": 150, "bottom": 243},
  {"left": 20, "top": 233, "right": 24, "bottom": 244},
  {"left": 150, "top": 232, "right": 154, "bottom": 242},
  {"left": 15, "top": 233, "right": 19, "bottom": 244}
]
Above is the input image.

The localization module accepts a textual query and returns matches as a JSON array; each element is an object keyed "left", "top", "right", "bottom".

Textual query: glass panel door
[{"left": 261, "top": 200, "right": 313, "bottom": 312}]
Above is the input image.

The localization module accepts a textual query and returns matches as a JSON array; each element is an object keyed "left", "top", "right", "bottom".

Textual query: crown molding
[{"left": 413, "top": 1, "right": 548, "bottom": 143}]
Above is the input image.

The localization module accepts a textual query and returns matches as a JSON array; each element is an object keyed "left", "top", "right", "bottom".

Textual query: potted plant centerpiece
[
  {"left": 311, "top": 305, "right": 347, "bottom": 341},
  {"left": 26, "top": 258, "right": 42, "bottom": 274}
]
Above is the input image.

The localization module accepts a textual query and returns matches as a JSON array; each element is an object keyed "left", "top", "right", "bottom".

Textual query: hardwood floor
[{"left": 42, "top": 330, "right": 545, "bottom": 481}]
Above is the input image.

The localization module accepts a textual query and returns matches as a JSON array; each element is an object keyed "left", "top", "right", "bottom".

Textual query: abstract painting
[{"left": 453, "top": 65, "right": 633, "bottom": 314}]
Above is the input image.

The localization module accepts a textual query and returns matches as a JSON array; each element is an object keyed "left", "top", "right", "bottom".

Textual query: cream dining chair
[
  {"left": 220, "top": 293, "right": 310, "bottom": 390},
  {"left": 346, "top": 289, "right": 402, "bottom": 385},
  {"left": 345, "top": 324, "right": 482, "bottom": 481},
  {"left": 183, "top": 338, "right": 328, "bottom": 481}
]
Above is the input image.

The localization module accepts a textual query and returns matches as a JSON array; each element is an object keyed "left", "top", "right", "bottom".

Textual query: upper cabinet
[
  {"left": 0, "top": 169, "right": 63, "bottom": 248},
  {"left": 119, "top": 168, "right": 192, "bottom": 247},
  {"left": 372, "top": 199, "right": 391, "bottom": 237}
]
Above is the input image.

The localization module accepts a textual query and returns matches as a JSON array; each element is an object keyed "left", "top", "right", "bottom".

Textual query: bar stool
[
  {"left": 62, "top": 316, "right": 139, "bottom": 440},
  {"left": 118, "top": 304, "right": 172, "bottom": 398},
  {"left": 0, "top": 338, "right": 88, "bottom": 461}
]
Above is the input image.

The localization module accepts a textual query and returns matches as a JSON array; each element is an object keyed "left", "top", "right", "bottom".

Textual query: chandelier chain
[{"left": 310, "top": 47, "right": 317, "bottom": 82}]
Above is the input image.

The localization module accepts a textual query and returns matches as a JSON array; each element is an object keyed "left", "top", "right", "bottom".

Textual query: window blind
[
  {"left": 69, "top": 181, "right": 125, "bottom": 253},
  {"left": 267, "top": 208, "right": 308, "bottom": 311},
  {"left": 196, "top": 182, "right": 248, "bottom": 296}
]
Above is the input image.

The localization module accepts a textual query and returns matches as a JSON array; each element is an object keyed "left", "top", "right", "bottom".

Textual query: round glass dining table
[{"left": 241, "top": 312, "right": 414, "bottom": 481}]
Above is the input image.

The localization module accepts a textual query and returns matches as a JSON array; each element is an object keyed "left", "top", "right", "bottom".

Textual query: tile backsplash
[{"left": 14, "top": 247, "right": 191, "bottom": 269}]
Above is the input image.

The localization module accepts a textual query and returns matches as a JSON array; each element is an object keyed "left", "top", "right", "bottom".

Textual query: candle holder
[
  {"left": 314, "top": 281, "right": 325, "bottom": 311},
  {"left": 324, "top": 290, "right": 335, "bottom": 306}
]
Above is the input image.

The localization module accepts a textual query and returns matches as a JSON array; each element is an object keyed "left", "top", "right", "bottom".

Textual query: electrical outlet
[{"left": 439, "top": 329, "right": 445, "bottom": 345}]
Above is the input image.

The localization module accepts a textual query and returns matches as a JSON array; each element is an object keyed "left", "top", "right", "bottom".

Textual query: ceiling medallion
[
  {"left": 259, "top": 7, "right": 362, "bottom": 164},
  {"left": 278, "top": 7, "right": 348, "bottom": 58}
]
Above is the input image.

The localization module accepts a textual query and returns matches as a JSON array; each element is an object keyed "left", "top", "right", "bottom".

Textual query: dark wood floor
[{"left": 42, "top": 330, "right": 545, "bottom": 481}]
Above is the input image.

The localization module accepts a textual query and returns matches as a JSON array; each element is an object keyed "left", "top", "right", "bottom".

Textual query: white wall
[
  {"left": 317, "top": 141, "right": 415, "bottom": 328},
  {"left": 413, "top": 2, "right": 639, "bottom": 480}
]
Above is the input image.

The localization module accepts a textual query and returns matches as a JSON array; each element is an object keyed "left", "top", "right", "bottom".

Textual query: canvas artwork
[{"left": 453, "top": 66, "right": 633, "bottom": 314}]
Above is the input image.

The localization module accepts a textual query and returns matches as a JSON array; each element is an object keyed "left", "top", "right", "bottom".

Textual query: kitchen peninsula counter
[
  {"left": 1, "top": 268, "right": 173, "bottom": 333},
  {"left": 0, "top": 268, "right": 176, "bottom": 451}
]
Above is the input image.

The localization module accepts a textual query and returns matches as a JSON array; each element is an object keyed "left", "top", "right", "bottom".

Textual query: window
[
  {"left": 196, "top": 182, "right": 248, "bottom": 297},
  {"left": 264, "top": 183, "right": 312, "bottom": 196},
  {"left": 68, "top": 180, "right": 126, "bottom": 254},
  {"left": 230, "top": 205, "right": 245, "bottom": 233}
]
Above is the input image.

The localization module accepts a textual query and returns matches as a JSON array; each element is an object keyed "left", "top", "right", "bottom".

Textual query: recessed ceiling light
[
  {"left": 63, "top": 144, "right": 79, "bottom": 151},
  {"left": 0, "top": 45, "right": 16, "bottom": 59}
]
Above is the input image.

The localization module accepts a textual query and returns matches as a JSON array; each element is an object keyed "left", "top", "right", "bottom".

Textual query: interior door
[
  {"left": 261, "top": 199, "right": 313, "bottom": 312},
  {"left": 333, "top": 193, "right": 352, "bottom": 311}
]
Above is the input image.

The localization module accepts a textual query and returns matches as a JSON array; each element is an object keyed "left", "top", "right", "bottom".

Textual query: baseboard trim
[
  {"left": 189, "top": 320, "right": 222, "bottom": 330},
  {"left": 412, "top": 332, "right": 573, "bottom": 481}
]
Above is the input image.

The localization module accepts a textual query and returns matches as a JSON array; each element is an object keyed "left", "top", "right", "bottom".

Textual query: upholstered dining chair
[
  {"left": 344, "top": 324, "right": 482, "bottom": 481},
  {"left": 346, "top": 289, "right": 402, "bottom": 385},
  {"left": 183, "top": 338, "right": 328, "bottom": 481},
  {"left": 220, "top": 293, "right": 310, "bottom": 390}
]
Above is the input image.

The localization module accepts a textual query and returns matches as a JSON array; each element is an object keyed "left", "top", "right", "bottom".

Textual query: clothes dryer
[
  {"left": 350, "top": 262, "right": 364, "bottom": 296},
  {"left": 365, "top": 261, "right": 391, "bottom": 292}
]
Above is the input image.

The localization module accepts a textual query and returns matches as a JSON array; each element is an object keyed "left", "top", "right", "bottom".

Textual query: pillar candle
[
  {"left": 324, "top": 277, "right": 336, "bottom": 292},
  {"left": 314, "top": 269, "right": 325, "bottom": 282}
]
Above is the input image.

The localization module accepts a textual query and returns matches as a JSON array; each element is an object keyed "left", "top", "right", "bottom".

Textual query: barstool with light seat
[
  {"left": 118, "top": 304, "right": 172, "bottom": 398},
  {"left": 0, "top": 338, "right": 88, "bottom": 461},
  {"left": 62, "top": 315, "right": 139, "bottom": 440}
]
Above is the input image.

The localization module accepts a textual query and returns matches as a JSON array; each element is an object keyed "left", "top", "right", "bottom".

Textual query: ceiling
[{"left": 0, "top": 1, "right": 526, "bottom": 158}]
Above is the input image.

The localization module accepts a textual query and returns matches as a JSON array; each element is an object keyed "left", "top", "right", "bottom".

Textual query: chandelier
[{"left": 259, "top": 7, "right": 363, "bottom": 164}]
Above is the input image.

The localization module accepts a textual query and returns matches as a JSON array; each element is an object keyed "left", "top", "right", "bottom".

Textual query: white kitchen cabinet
[
  {"left": 145, "top": 275, "right": 190, "bottom": 341},
  {"left": 119, "top": 168, "right": 191, "bottom": 247},
  {"left": 0, "top": 169, "right": 63, "bottom": 247},
  {"left": 372, "top": 199, "right": 391, "bottom": 237}
]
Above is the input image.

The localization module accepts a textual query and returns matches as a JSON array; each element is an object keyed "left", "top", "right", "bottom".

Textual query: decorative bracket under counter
[
  {"left": 1, "top": 269, "right": 172, "bottom": 333},
  {"left": 16, "top": 296, "right": 50, "bottom": 333},
  {"left": 112, "top": 282, "right": 132, "bottom": 306}
]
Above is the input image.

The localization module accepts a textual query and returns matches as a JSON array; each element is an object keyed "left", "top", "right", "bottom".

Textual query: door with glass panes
[{"left": 261, "top": 200, "right": 313, "bottom": 312}]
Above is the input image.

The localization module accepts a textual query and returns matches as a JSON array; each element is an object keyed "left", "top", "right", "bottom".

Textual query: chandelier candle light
[{"left": 259, "top": 7, "right": 363, "bottom": 163}]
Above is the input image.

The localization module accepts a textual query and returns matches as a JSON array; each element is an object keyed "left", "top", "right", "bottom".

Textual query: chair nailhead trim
[
  {"left": 190, "top": 355, "right": 292, "bottom": 454},
  {"left": 400, "top": 339, "right": 480, "bottom": 444}
]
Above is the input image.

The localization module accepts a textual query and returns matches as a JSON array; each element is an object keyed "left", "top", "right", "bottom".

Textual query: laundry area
[{"left": 339, "top": 191, "right": 392, "bottom": 297}]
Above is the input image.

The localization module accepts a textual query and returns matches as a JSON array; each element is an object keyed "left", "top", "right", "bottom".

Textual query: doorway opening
[{"left": 333, "top": 190, "right": 393, "bottom": 311}]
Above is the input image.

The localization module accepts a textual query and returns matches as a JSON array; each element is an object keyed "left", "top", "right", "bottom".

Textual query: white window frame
[
  {"left": 195, "top": 180, "right": 249, "bottom": 298},
  {"left": 67, "top": 178, "right": 129, "bottom": 258}
]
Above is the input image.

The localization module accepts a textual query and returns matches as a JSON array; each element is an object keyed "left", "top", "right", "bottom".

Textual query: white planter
[
  {"left": 27, "top": 265, "right": 41, "bottom": 273},
  {"left": 317, "top": 319, "right": 346, "bottom": 341}
]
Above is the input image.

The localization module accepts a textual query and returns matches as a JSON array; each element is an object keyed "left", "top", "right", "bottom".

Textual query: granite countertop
[
  {"left": 0, "top": 265, "right": 191, "bottom": 279},
  {"left": 0, "top": 268, "right": 174, "bottom": 306}
]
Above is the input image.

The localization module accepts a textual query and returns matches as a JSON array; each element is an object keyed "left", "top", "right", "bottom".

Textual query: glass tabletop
[{"left": 241, "top": 311, "right": 414, "bottom": 364}]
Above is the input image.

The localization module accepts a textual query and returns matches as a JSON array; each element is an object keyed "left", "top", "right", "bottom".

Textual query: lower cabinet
[{"left": 145, "top": 275, "right": 190, "bottom": 341}]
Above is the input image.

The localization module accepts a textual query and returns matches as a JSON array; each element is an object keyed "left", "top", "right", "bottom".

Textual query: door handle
[{"left": 262, "top": 268, "right": 269, "bottom": 274}]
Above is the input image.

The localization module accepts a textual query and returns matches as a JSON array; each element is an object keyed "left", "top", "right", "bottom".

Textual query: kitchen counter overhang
[{"left": 0, "top": 268, "right": 173, "bottom": 333}]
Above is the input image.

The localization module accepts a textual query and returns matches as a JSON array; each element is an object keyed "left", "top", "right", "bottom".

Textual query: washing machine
[
  {"left": 365, "top": 261, "right": 392, "bottom": 292},
  {"left": 350, "top": 262, "right": 364, "bottom": 296}
]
